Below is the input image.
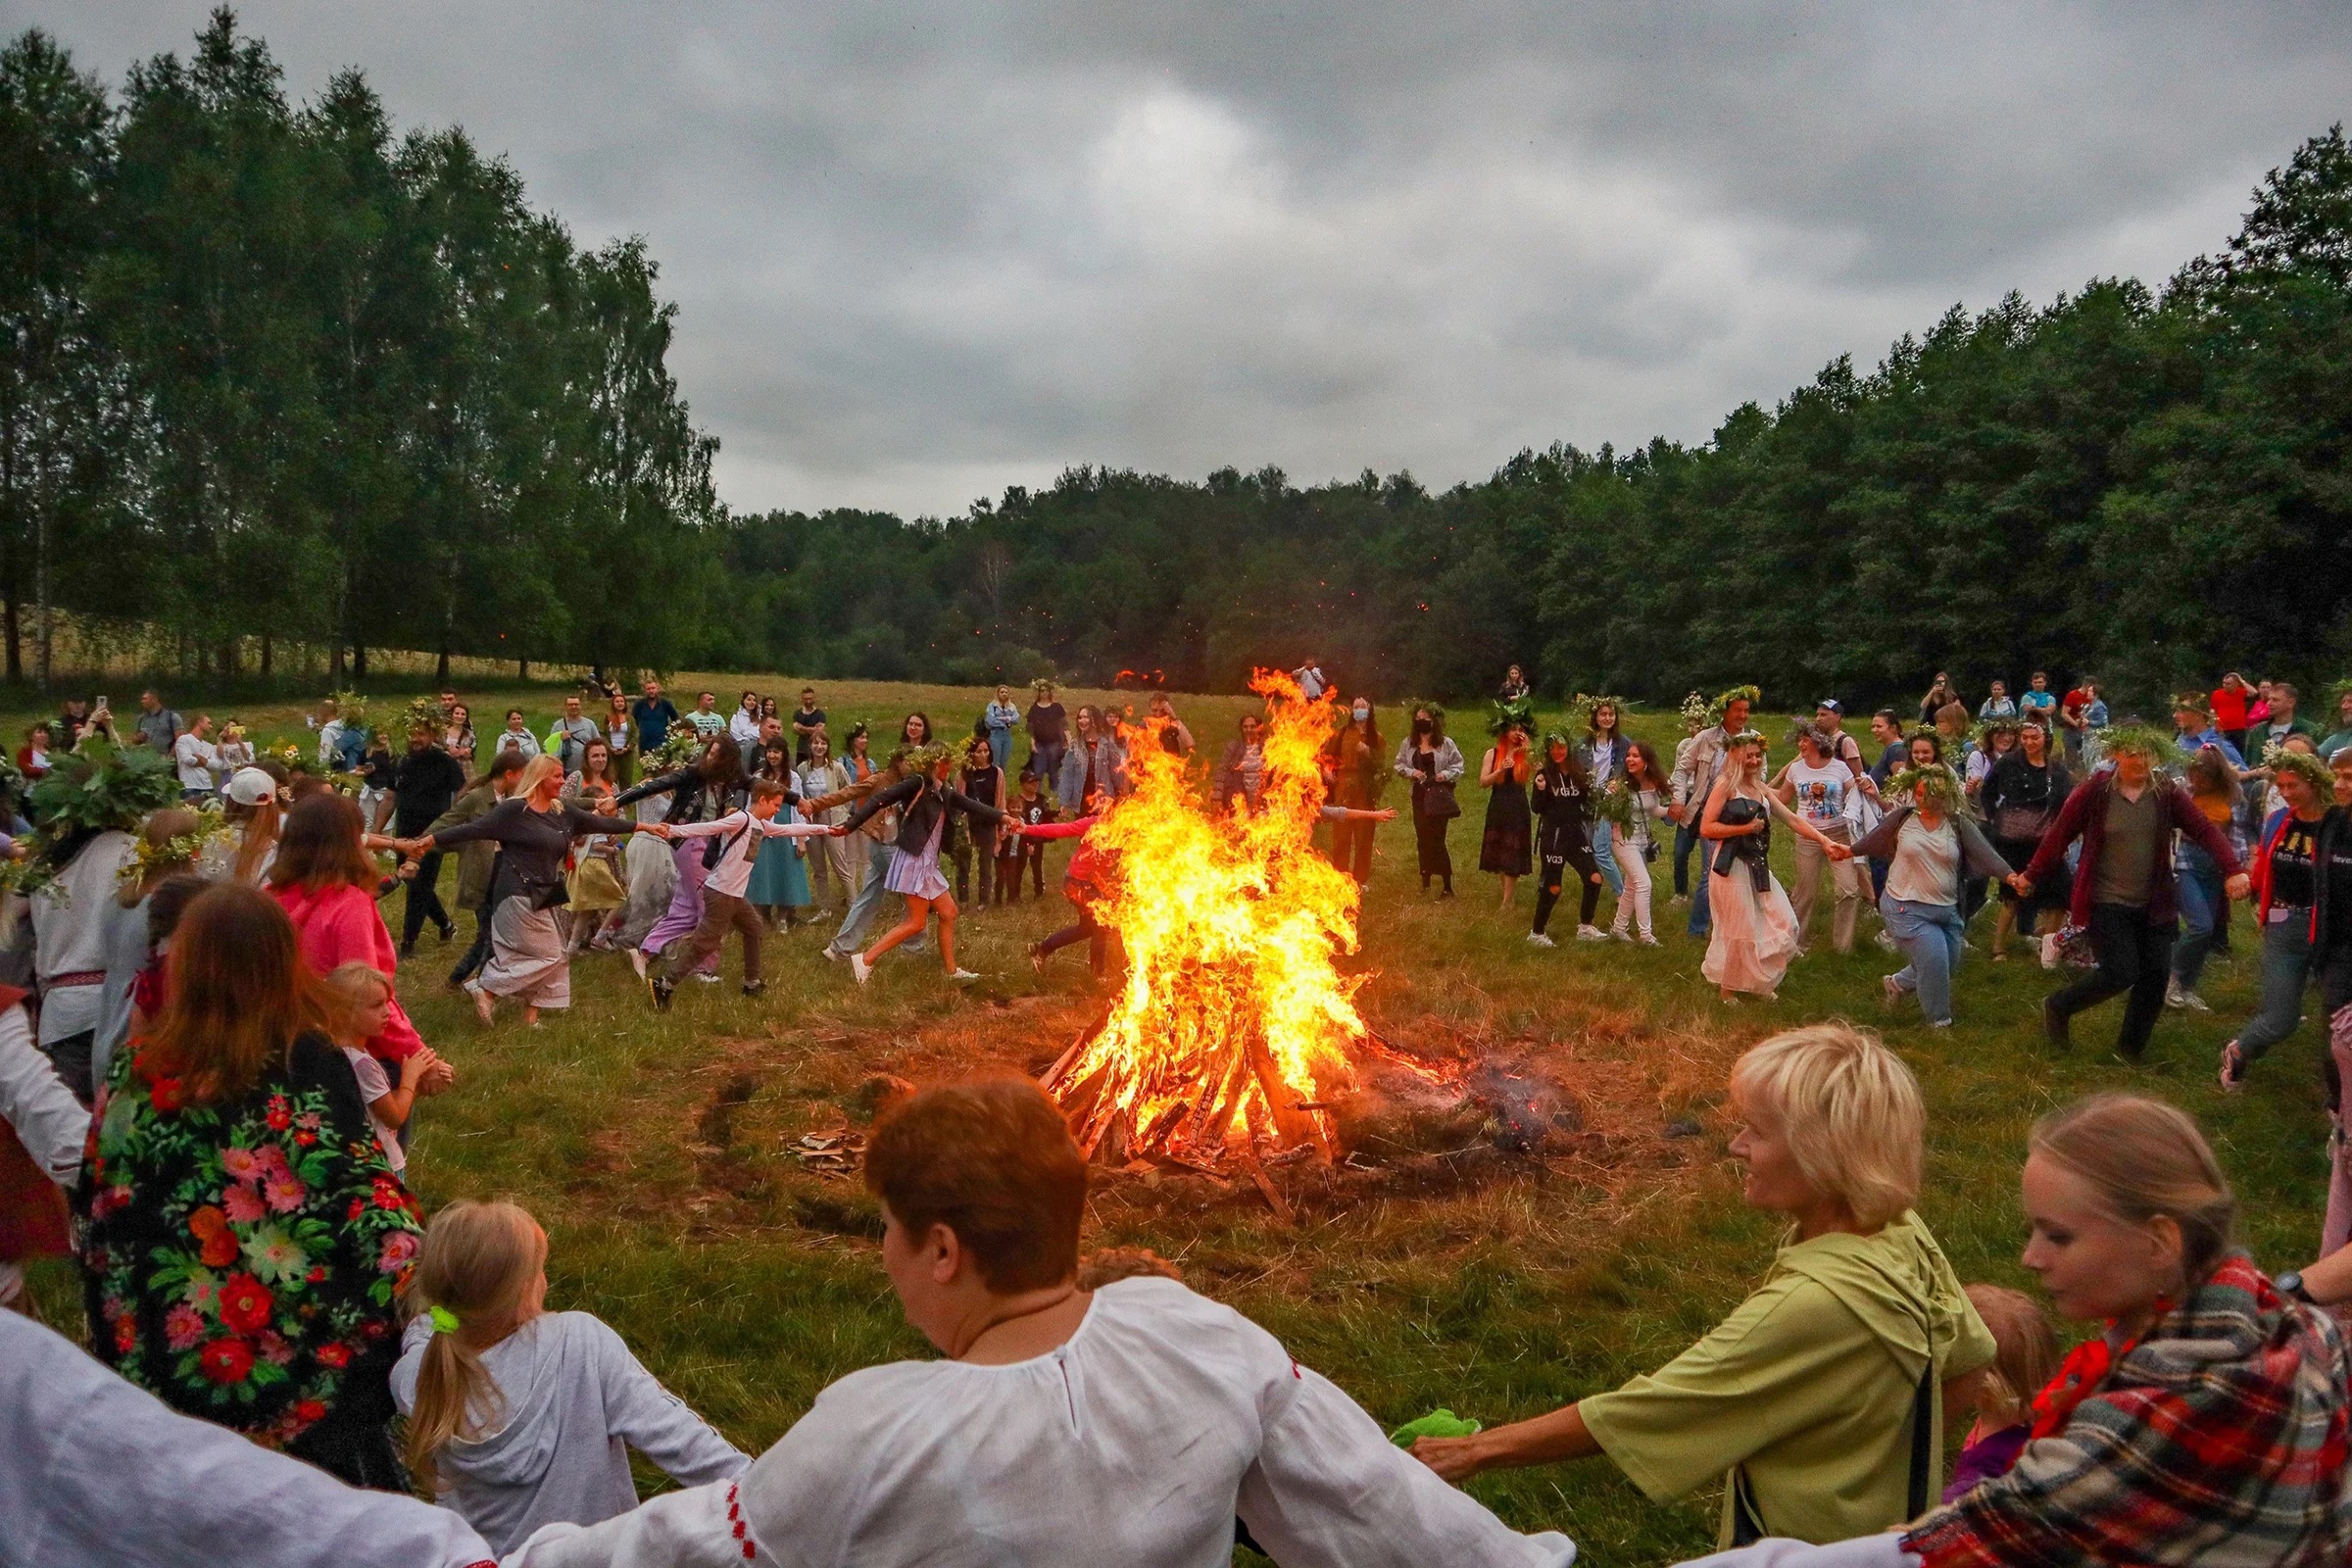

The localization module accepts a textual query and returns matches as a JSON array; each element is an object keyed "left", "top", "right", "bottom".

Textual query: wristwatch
[{"left": 2276, "top": 1270, "right": 2314, "bottom": 1304}]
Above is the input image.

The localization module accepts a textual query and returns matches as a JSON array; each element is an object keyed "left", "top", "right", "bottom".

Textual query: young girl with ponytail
[{"left": 392, "top": 1200, "right": 747, "bottom": 1555}]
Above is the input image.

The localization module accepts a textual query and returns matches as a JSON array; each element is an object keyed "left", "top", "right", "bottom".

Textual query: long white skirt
[
  {"left": 477, "top": 899, "right": 571, "bottom": 1008},
  {"left": 1703, "top": 867, "right": 1800, "bottom": 996}
]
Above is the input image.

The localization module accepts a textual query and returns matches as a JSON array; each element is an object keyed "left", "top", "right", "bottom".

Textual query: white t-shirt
[
  {"left": 339, "top": 1046, "right": 405, "bottom": 1173},
  {"left": 1885, "top": 813, "right": 1960, "bottom": 907},
  {"left": 501, "top": 1276, "right": 1575, "bottom": 1568},
  {"left": 662, "top": 809, "right": 834, "bottom": 901},
  {"left": 1783, "top": 760, "right": 1851, "bottom": 839},
  {"left": 172, "top": 732, "right": 219, "bottom": 790}
]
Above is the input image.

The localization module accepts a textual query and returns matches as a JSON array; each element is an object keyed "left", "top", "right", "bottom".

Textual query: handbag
[
  {"left": 1994, "top": 804, "right": 2052, "bottom": 844},
  {"left": 1419, "top": 780, "right": 1461, "bottom": 819}
]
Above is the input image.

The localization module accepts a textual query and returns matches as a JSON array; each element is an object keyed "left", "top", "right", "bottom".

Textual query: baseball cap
[
  {"left": 224, "top": 767, "right": 279, "bottom": 807},
  {"left": 1815, "top": 699, "right": 1842, "bottom": 714}
]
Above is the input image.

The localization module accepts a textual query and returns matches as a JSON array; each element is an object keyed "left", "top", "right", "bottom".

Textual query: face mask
[
  {"left": 1352, "top": 706, "right": 1370, "bottom": 721},
  {"left": 1412, "top": 717, "right": 1431, "bottom": 735}
]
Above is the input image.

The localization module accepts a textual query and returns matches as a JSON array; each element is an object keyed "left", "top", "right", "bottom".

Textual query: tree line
[
  {"left": 8, "top": 11, "right": 2350, "bottom": 715},
  {"left": 0, "top": 12, "right": 717, "bottom": 690},
  {"left": 725, "top": 127, "right": 2352, "bottom": 715}
]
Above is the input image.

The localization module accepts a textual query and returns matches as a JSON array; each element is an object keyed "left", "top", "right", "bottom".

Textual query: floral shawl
[
  {"left": 73, "top": 1032, "right": 423, "bottom": 1449},
  {"left": 1903, "top": 1253, "right": 2352, "bottom": 1567}
]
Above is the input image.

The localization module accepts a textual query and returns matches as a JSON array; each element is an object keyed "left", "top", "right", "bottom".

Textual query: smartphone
[{"left": 94, "top": 695, "right": 108, "bottom": 710}]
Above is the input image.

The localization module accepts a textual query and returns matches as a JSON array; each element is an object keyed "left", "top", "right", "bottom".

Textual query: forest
[{"left": 6, "top": 11, "right": 2350, "bottom": 711}]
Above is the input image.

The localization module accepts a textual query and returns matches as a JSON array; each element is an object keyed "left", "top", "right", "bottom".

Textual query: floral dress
[{"left": 74, "top": 1031, "right": 422, "bottom": 1484}]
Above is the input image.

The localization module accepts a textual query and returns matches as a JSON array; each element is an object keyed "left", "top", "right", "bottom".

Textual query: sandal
[{"left": 2219, "top": 1040, "right": 2247, "bottom": 1094}]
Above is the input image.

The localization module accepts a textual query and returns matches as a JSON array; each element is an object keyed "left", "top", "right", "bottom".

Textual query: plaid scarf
[{"left": 1903, "top": 1253, "right": 2352, "bottom": 1567}]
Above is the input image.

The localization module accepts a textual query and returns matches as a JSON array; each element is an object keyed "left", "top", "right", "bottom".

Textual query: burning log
[{"left": 1042, "top": 670, "right": 1370, "bottom": 1163}]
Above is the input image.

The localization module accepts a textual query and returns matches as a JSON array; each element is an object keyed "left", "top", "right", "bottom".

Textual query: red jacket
[
  {"left": 2026, "top": 771, "right": 2242, "bottom": 929},
  {"left": 2212, "top": 684, "right": 2250, "bottom": 730},
  {"left": 268, "top": 882, "right": 423, "bottom": 1061}
]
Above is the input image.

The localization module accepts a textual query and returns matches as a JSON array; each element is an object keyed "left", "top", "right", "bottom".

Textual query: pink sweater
[{"left": 269, "top": 883, "right": 424, "bottom": 1061}]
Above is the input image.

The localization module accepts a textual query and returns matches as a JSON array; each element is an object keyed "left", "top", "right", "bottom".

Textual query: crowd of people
[{"left": 4, "top": 661, "right": 2352, "bottom": 1566}]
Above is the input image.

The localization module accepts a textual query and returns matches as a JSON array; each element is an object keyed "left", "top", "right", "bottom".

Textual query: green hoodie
[{"left": 1580, "top": 1209, "right": 1994, "bottom": 1546}]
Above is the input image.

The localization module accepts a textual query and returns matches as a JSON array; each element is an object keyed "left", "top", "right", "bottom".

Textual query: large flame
[{"left": 1044, "top": 670, "right": 1368, "bottom": 1161}]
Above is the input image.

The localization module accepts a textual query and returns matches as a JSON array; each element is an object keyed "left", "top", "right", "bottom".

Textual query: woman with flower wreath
[
  {"left": 1700, "top": 731, "right": 1844, "bottom": 1002},
  {"left": 1479, "top": 697, "right": 1536, "bottom": 908},
  {"left": 2218, "top": 744, "right": 2352, "bottom": 1094},
  {"left": 74, "top": 881, "right": 425, "bottom": 1489},
  {"left": 1579, "top": 697, "right": 1633, "bottom": 902}
]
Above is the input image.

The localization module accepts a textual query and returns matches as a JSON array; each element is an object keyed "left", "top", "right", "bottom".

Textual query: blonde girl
[
  {"left": 318, "top": 961, "right": 451, "bottom": 1175},
  {"left": 393, "top": 1200, "right": 747, "bottom": 1556}
]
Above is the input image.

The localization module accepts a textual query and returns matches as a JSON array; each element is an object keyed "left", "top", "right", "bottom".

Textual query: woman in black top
[
  {"left": 1528, "top": 733, "right": 1605, "bottom": 946},
  {"left": 1027, "top": 682, "right": 1068, "bottom": 794},
  {"left": 839, "top": 746, "right": 1022, "bottom": 986},
  {"left": 402, "top": 755, "right": 644, "bottom": 1026},
  {"left": 1982, "top": 719, "right": 2074, "bottom": 961},
  {"left": 2222, "top": 747, "right": 2352, "bottom": 1090},
  {"left": 956, "top": 738, "right": 1004, "bottom": 909}
]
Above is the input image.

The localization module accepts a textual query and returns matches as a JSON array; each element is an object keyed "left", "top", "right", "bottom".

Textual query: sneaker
[
  {"left": 821, "top": 945, "right": 842, "bottom": 962},
  {"left": 951, "top": 968, "right": 980, "bottom": 983},
  {"left": 2219, "top": 1040, "right": 2246, "bottom": 1093},
  {"left": 2178, "top": 988, "right": 2211, "bottom": 1013},
  {"left": 1608, "top": 926, "right": 1632, "bottom": 942},
  {"left": 1526, "top": 932, "right": 1555, "bottom": 949},
  {"left": 1881, "top": 973, "right": 1905, "bottom": 1008},
  {"left": 850, "top": 953, "right": 872, "bottom": 986},
  {"left": 741, "top": 980, "right": 765, "bottom": 999},
  {"left": 2042, "top": 998, "right": 2071, "bottom": 1051},
  {"left": 398, "top": 945, "right": 416, "bottom": 960},
  {"left": 1576, "top": 925, "right": 1609, "bottom": 943},
  {"left": 694, "top": 972, "right": 721, "bottom": 985},
  {"left": 1875, "top": 929, "right": 1899, "bottom": 954},
  {"left": 1669, "top": 894, "right": 1690, "bottom": 906},
  {"left": 1637, "top": 933, "right": 1661, "bottom": 947},
  {"left": 1926, "top": 1018, "right": 1952, "bottom": 1029},
  {"left": 2039, "top": 932, "right": 2062, "bottom": 970},
  {"left": 650, "top": 977, "right": 674, "bottom": 1013}
]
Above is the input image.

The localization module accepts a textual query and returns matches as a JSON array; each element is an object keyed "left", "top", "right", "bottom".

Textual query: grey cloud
[{"left": 11, "top": 2, "right": 2352, "bottom": 518}]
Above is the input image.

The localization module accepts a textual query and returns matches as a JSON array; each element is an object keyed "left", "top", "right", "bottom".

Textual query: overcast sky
[{"left": 13, "top": 4, "right": 2352, "bottom": 519}]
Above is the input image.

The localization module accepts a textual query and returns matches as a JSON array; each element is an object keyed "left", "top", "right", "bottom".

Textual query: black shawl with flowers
[{"left": 73, "top": 1032, "right": 423, "bottom": 1450}]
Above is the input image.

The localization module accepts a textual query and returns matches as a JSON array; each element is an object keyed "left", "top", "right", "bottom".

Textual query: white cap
[{"left": 224, "top": 767, "right": 279, "bottom": 807}]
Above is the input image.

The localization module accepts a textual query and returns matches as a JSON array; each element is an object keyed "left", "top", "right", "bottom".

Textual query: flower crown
[
  {"left": 1886, "top": 762, "right": 1966, "bottom": 808},
  {"left": 1708, "top": 685, "right": 1762, "bottom": 724},
  {"left": 1680, "top": 690, "right": 1709, "bottom": 726},
  {"left": 2265, "top": 740, "right": 2334, "bottom": 795},
  {"left": 1570, "top": 693, "right": 1632, "bottom": 729},
  {"left": 1489, "top": 695, "right": 1538, "bottom": 736},
  {"left": 2096, "top": 723, "right": 2179, "bottom": 762}
]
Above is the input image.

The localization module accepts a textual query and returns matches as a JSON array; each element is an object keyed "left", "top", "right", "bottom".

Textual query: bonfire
[{"left": 1044, "top": 670, "right": 1370, "bottom": 1163}]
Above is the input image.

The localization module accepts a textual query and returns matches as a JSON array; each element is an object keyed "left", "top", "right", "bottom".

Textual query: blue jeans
[
  {"left": 828, "top": 836, "right": 905, "bottom": 956},
  {"left": 1591, "top": 818, "right": 1624, "bottom": 897},
  {"left": 1673, "top": 821, "right": 1700, "bottom": 897},
  {"left": 2173, "top": 843, "right": 2226, "bottom": 990},
  {"left": 2236, "top": 915, "right": 2317, "bottom": 1062},
  {"left": 1689, "top": 861, "right": 1712, "bottom": 937},
  {"left": 1883, "top": 895, "right": 1966, "bottom": 1025}
]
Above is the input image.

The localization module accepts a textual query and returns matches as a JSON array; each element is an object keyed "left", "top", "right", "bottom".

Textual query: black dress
[{"left": 1479, "top": 749, "right": 1533, "bottom": 876}]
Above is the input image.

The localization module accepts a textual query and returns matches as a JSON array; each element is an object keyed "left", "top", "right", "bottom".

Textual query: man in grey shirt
[
  {"left": 550, "top": 694, "right": 600, "bottom": 774},
  {"left": 131, "top": 689, "right": 181, "bottom": 751}
]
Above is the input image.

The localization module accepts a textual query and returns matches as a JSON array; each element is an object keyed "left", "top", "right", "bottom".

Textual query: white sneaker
[
  {"left": 1526, "top": 932, "right": 1555, "bottom": 949},
  {"left": 2178, "top": 988, "right": 2211, "bottom": 1013},
  {"left": 1607, "top": 925, "right": 1631, "bottom": 942},
  {"left": 1576, "top": 925, "right": 1609, "bottom": 943},
  {"left": 850, "top": 954, "right": 872, "bottom": 986},
  {"left": 2165, "top": 980, "right": 2186, "bottom": 1009},
  {"left": 951, "top": 969, "right": 980, "bottom": 983},
  {"left": 1637, "top": 933, "right": 1661, "bottom": 947},
  {"left": 821, "top": 945, "right": 842, "bottom": 961}
]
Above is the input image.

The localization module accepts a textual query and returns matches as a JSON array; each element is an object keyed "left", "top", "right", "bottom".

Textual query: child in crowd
[
  {"left": 647, "top": 777, "right": 836, "bottom": 1006},
  {"left": 1004, "top": 766, "right": 1053, "bottom": 903},
  {"left": 392, "top": 1199, "right": 749, "bottom": 1556},
  {"left": 1941, "top": 1282, "right": 2059, "bottom": 1502},
  {"left": 319, "top": 961, "right": 452, "bottom": 1175}
]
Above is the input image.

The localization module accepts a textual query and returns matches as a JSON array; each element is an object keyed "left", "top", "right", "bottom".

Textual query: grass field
[{"left": 19, "top": 672, "right": 2336, "bottom": 1565}]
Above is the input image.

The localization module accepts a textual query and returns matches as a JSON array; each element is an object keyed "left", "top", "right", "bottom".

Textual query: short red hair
[{"left": 864, "top": 1078, "right": 1086, "bottom": 1292}]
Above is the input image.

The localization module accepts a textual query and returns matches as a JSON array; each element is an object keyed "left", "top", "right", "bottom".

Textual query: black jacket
[
  {"left": 842, "top": 773, "right": 1011, "bottom": 854},
  {"left": 613, "top": 765, "right": 745, "bottom": 826}
]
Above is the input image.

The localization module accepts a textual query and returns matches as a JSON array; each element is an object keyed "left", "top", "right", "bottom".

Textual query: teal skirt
[{"left": 746, "top": 814, "right": 812, "bottom": 908}]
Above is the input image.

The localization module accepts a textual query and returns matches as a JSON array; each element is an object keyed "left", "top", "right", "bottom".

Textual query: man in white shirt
[
  {"left": 172, "top": 714, "right": 220, "bottom": 801},
  {"left": 685, "top": 691, "right": 727, "bottom": 740},
  {"left": 1294, "top": 658, "right": 1328, "bottom": 702}
]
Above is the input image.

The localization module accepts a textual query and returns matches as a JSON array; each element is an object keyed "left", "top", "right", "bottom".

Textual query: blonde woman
[
  {"left": 1700, "top": 732, "right": 1845, "bottom": 1001},
  {"left": 392, "top": 1200, "right": 745, "bottom": 1555},
  {"left": 1415, "top": 1022, "right": 1993, "bottom": 1547}
]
